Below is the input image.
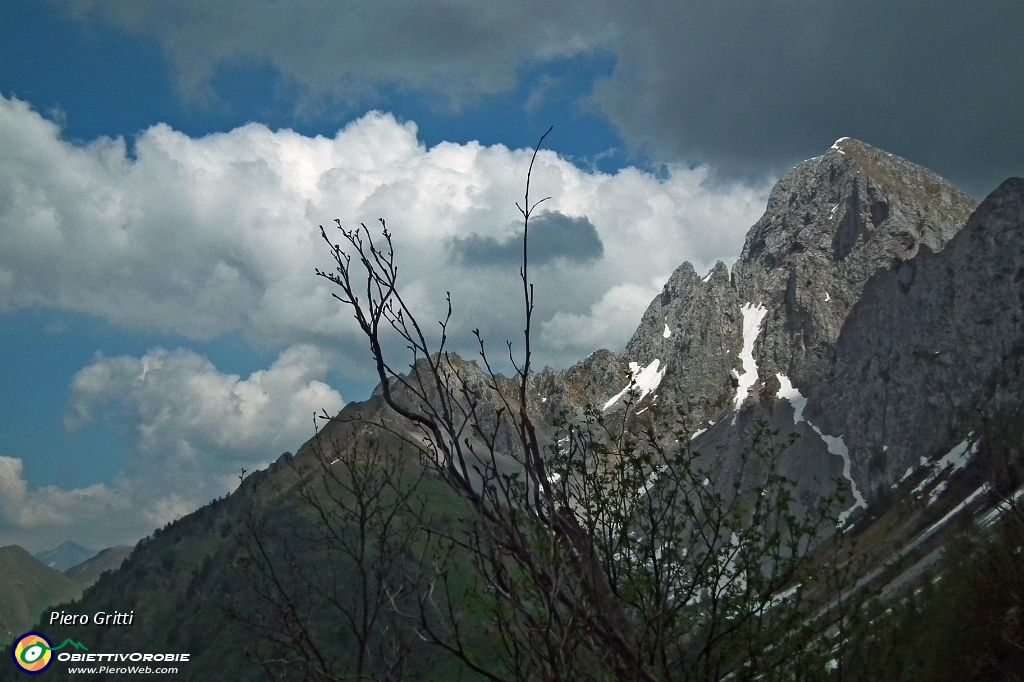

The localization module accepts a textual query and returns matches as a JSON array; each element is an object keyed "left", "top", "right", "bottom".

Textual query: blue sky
[{"left": 1, "top": 0, "right": 1021, "bottom": 551}]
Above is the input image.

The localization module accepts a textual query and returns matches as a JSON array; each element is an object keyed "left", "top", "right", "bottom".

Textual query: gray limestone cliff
[{"left": 808, "top": 177, "right": 1024, "bottom": 498}]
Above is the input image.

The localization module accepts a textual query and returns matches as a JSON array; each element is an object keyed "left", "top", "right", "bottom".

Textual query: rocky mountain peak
[
  {"left": 453, "top": 138, "right": 1006, "bottom": 529},
  {"left": 743, "top": 137, "right": 975, "bottom": 272},
  {"left": 729, "top": 137, "right": 977, "bottom": 389},
  {"left": 555, "top": 139, "right": 978, "bottom": 435}
]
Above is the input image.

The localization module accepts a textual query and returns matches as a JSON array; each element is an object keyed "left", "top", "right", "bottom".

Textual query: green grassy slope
[
  {"left": 0, "top": 545, "right": 85, "bottom": 647},
  {"left": 0, "top": 396, "right": 480, "bottom": 682}
]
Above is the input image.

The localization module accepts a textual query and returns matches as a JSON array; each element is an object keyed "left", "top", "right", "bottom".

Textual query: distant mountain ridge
[
  {"left": 33, "top": 541, "right": 96, "bottom": 573},
  {"left": 63, "top": 545, "right": 134, "bottom": 587}
]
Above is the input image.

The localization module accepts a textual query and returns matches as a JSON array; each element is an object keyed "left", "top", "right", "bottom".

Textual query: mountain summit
[
  {"left": 616, "top": 138, "right": 977, "bottom": 428},
  {"left": 33, "top": 541, "right": 96, "bottom": 573}
]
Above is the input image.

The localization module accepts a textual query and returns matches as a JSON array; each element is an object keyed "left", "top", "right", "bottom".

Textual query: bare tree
[{"left": 310, "top": 129, "right": 848, "bottom": 681}]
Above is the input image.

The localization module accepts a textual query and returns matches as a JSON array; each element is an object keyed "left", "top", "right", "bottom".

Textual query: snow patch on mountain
[
  {"left": 603, "top": 359, "right": 666, "bottom": 411},
  {"left": 912, "top": 436, "right": 979, "bottom": 498},
  {"left": 663, "top": 324, "right": 672, "bottom": 339},
  {"left": 919, "top": 483, "right": 991, "bottom": 542},
  {"left": 831, "top": 136, "right": 850, "bottom": 152},
  {"left": 978, "top": 485, "right": 1024, "bottom": 529},
  {"left": 927, "top": 481, "right": 949, "bottom": 506},
  {"left": 810, "top": 425, "right": 866, "bottom": 526},
  {"left": 731, "top": 303, "right": 768, "bottom": 423},
  {"left": 775, "top": 372, "right": 868, "bottom": 524},
  {"left": 774, "top": 373, "right": 807, "bottom": 424}
]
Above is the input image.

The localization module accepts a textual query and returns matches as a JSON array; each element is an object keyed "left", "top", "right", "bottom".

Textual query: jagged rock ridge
[
  {"left": 617, "top": 138, "right": 976, "bottom": 429},
  {"left": 524, "top": 140, "right": 1012, "bottom": 528}
]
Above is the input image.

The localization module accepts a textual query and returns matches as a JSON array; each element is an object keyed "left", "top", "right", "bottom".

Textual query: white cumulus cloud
[
  {"left": 541, "top": 281, "right": 664, "bottom": 353},
  {"left": 0, "top": 92, "right": 772, "bottom": 548},
  {"left": 0, "top": 454, "right": 134, "bottom": 545},
  {"left": 0, "top": 345, "right": 343, "bottom": 550},
  {"left": 66, "top": 344, "right": 343, "bottom": 467},
  {"left": 0, "top": 94, "right": 770, "bottom": 374}
]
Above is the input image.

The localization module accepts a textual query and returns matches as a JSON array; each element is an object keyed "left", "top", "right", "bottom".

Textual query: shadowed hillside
[
  {"left": 0, "top": 546, "right": 84, "bottom": 647},
  {"left": 63, "top": 546, "right": 134, "bottom": 587}
]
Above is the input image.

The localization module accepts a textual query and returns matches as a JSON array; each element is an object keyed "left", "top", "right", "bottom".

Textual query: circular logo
[{"left": 12, "top": 632, "right": 53, "bottom": 674}]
